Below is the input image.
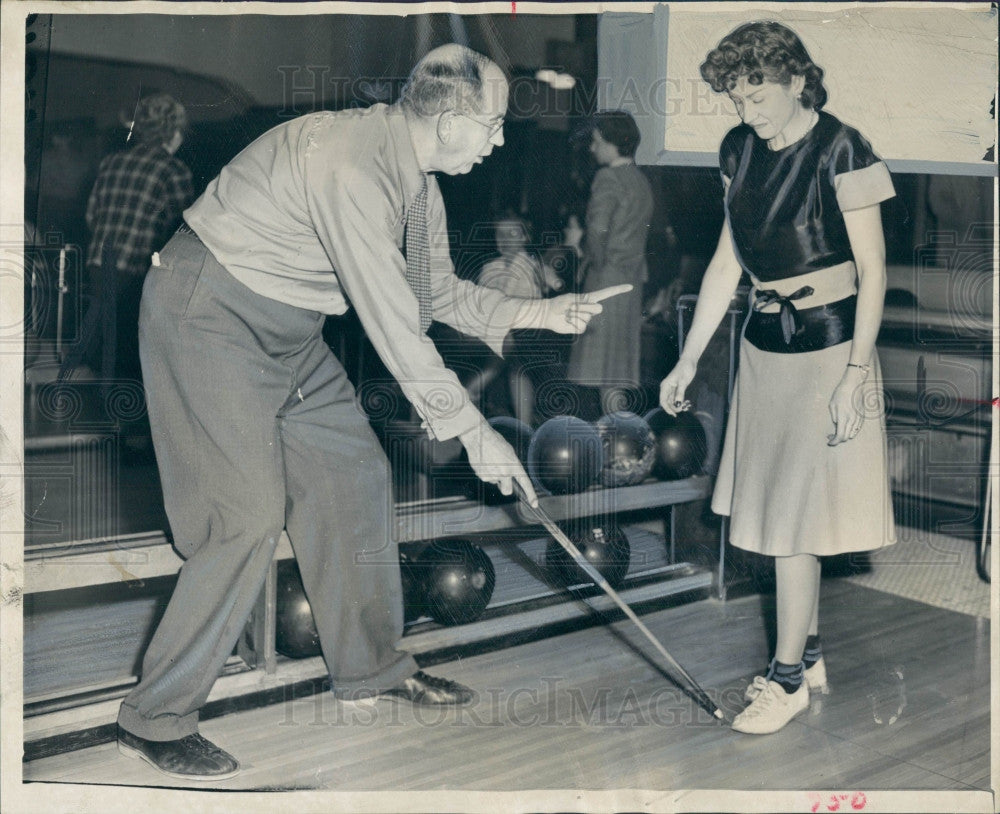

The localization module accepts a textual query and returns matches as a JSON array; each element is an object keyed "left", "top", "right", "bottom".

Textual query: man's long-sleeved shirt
[{"left": 185, "top": 104, "right": 526, "bottom": 440}]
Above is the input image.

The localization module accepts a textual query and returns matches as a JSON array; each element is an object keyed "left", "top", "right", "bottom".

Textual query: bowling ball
[
  {"left": 420, "top": 540, "right": 496, "bottom": 626},
  {"left": 399, "top": 551, "right": 426, "bottom": 624},
  {"left": 275, "top": 560, "right": 321, "bottom": 658},
  {"left": 644, "top": 407, "right": 708, "bottom": 480},
  {"left": 526, "top": 415, "right": 604, "bottom": 495},
  {"left": 545, "top": 524, "right": 631, "bottom": 590},
  {"left": 459, "top": 416, "right": 534, "bottom": 505},
  {"left": 595, "top": 411, "right": 657, "bottom": 487}
]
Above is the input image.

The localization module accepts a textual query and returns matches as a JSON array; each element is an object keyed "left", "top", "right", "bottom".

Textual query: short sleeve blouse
[{"left": 720, "top": 111, "right": 895, "bottom": 282}]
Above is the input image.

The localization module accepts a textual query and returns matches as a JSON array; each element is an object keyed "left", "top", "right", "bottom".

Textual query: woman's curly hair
[{"left": 700, "top": 21, "right": 827, "bottom": 110}]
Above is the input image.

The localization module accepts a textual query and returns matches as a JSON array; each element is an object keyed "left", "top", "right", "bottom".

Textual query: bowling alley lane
[
  {"left": 19, "top": 420, "right": 990, "bottom": 798},
  {"left": 23, "top": 578, "right": 990, "bottom": 792}
]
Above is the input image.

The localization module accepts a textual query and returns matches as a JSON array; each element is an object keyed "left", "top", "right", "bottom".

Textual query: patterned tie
[{"left": 404, "top": 174, "right": 432, "bottom": 333}]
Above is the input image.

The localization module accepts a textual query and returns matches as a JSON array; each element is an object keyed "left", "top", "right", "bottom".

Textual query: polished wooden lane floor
[{"left": 23, "top": 580, "right": 989, "bottom": 792}]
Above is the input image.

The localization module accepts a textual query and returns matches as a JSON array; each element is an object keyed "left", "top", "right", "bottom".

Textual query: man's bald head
[{"left": 400, "top": 44, "right": 507, "bottom": 119}]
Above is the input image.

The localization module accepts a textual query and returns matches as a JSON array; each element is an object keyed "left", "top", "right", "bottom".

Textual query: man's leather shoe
[
  {"left": 382, "top": 670, "right": 477, "bottom": 706},
  {"left": 117, "top": 726, "right": 240, "bottom": 780}
]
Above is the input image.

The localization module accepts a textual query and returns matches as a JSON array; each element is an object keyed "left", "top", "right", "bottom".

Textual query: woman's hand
[
  {"left": 515, "top": 284, "right": 633, "bottom": 334},
  {"left": 659, "top": 358, "right": 698, "bottom": 416},
  {"left": 827, "top": 367, "right": 867, "bottom": 445}
]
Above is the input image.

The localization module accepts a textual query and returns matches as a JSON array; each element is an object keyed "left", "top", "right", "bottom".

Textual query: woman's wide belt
[{"left": 744, "top": 290, "right": 856, "bottom": 353}]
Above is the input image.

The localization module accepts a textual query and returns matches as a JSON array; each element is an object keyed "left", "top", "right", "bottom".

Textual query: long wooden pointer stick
[{"left": 516, "top": 486, "right": 725, "bottom": 722}]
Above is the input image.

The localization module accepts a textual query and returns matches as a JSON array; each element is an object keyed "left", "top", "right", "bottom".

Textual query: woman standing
[
  {"left": 566, "top": 111, "right": 654, "bottom": 414},
  {"left": 659, "top": 21, "right": 896, "bottom": 734}
]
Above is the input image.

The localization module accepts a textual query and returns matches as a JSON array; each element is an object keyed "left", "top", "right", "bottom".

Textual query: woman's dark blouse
[{"left": 721, "top": 111, "right": 894, "bottom": 282}]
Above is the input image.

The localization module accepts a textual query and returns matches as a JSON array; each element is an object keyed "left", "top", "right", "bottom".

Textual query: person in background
[
  {"left": 566, "top": 110, "right": 654, "bottom": 416},
  {"left": 659, "top": 21, "right": 896, "bottom": 735},
  {"left": 544, "top": 207, "right": 586, "bottom": 294},
  {"left": 82, "top": 93, "right": 193, "bottom": 385},
  {"left": 477, "top": 214, "right": 564, "bottom": 425}
]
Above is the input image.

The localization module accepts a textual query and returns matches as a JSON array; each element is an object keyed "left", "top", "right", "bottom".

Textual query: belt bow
[{"left": 753, "top": 285, "right": 815, "bottom": 345}]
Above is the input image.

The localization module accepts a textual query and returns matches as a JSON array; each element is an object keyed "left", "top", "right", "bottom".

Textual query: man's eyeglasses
[{"left": 455, "top": 112, "right": 505, "bottom": 137}]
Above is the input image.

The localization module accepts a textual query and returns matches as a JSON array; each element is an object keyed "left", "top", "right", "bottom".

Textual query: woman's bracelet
[{"left": 846, "top": 362, "right": 870, "bottom": 374}]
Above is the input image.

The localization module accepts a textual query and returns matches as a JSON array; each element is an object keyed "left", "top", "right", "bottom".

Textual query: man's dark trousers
[{"left": 118, "top": 231, "right": 418, "bottom": 741}]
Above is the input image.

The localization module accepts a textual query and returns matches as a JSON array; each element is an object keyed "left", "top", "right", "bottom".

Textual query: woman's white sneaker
[
  {"left": 744, "top": 656, "right": 829, "bottom": 701},
  {"left": 732, "top": 679, "right": 809, "bottom": 734}
]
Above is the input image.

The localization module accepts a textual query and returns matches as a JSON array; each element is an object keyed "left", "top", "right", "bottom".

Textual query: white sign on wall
[{"left": 601, "top": 3, "right": 997, "bottom": 173}]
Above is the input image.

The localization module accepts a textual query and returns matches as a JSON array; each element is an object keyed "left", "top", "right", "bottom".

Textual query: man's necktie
[{"left": 404, "top": 174, "right": 432, "bottom": 333}]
